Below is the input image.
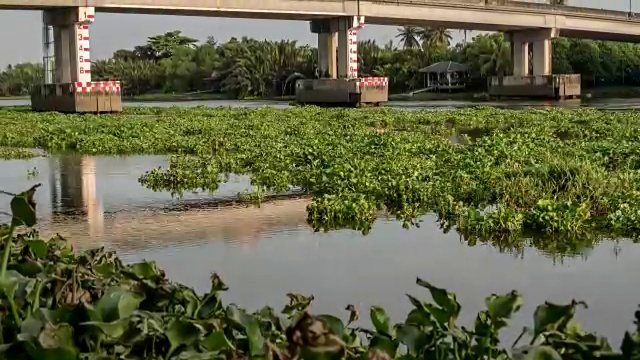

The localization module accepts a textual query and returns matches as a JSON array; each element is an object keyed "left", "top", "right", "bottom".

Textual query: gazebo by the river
[{"left": 418, "top": 61, "right": 469, "bottom": 92}]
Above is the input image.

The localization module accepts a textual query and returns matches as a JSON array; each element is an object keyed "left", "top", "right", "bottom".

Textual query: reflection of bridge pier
[{"left": 49, "top": 155, "right": 104, "bottom": 239}]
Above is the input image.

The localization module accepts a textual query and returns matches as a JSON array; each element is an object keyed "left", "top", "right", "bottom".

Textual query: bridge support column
[
  {"left": 336, "top": 16, "right": 363, "bottom": 79},
  {"left": 491, "top": 28, "right": 579, "bottom": 99},
  {"left": 508, "top": 28, "right": 558, "bottom": 76},
  {"left": 532, "top": 39, "right": 552, "bottom": 76},
  {"left": 31, "top": 7, "right": 122, "bottom": 113},
  {"left": 511, "top": 40, "right": 529, "bottom": 76},
  {"left": 300, "top": 16, "right": 387, "bottom": 106},
  {"left": 317, "top": 32, "right": 336, "bottom": 79},
  {"left": 311, "top": 16, "right": 362, "bottom": 79}
]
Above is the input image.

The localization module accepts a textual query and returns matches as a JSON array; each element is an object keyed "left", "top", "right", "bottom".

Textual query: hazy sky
[{"left": 0, "top": 0, "right": 627, "bottom": 67}]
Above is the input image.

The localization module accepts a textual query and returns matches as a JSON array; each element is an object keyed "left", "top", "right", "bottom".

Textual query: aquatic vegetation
[
  {"left": 0, "top": 147, "right": 39, "bottom": 160},
  {"left": 0, "top": 186, "right": 639, "bottom": 359},
  {"left": 5, "top": 106, "right": 640, "bottom": 236}
]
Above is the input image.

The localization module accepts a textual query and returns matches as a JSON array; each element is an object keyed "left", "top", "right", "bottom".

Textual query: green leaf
[
  {"left": 404, "top": 305, "right": 435, "bottom": 328},
  {"left": 369, "top": 333, "right": 398, "bottom": 357},
  {"left": 316, "top": 315, "right": 345, "bottom": 337},
  {"left": 196, "top": 292, "right": 221, "bottom": 319},
  {"left": 226, "top": 304, "right": 252, "bottom": 329},
  {"left": 87, "top": 286, "right": 145, "bottom": 323},
  {"left": 25, "top": 240, "right": 48, "bottom": 259},
  {"left": 512, "top": 345, "right": 562, "bottom": 360},
  {"left": 485, "top": 290, "right": 523, "bottom": 329},
  {"left": 82, "top": 318, "right": 130, "bottom": 338},
  {"left": 10, "top": 184, "right": 40, "bottom": 227},
  {"left": 246, "top": 318, "right": 265, "bottom": 356},
  {"left": 26, "top": 323, "right": 78, "bottom": 360},
  {"left": 204, "top": 331, "right": 235, "bottom": 352},
  {"left": 0, "top": 270, "right": 23, "bottom": 299},
  {"left": 174, "top": 350, "right": 225, "bottom": 360},
  {"left": 166, "top": 319, "right": 203, "bottom": 355},
  {"left": 416, "top": 278, "right": 461, "bottom": 324},
  {"left": 395, "top": 324, "right": 422, "bottom": 354},
  {"left": 299, "top": 346, "right": 344, "bottom": 360},
  {"left": 533, "top": 300, "right": 586, "bottom": 339},
  {"left": 93, "top": 263, "right": 116, "bottom": 278},
  {"left": 13, "top": 258, "right": 44, "bottom": 277},
  {"left": 370, "top": 306, "right": 390, "bottom": 334},
  {"left": 123, "top": 261, "right": 161, "bottom": 280}
]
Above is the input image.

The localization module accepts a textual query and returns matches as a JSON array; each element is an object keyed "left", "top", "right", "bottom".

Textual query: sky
[{"left": 0, "top": 0, "right": 628, "bottom": 67}]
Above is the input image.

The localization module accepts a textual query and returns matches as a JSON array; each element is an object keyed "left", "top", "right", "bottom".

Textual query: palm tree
[
  {"left": 479, "top": 37, "right": 512, "bottom": 76},
  {"left": 421, "top": 27, "right": 453, "bottom": 48},
  {"left": 395, "top": 26, "right": 421, "bottom": 49}
]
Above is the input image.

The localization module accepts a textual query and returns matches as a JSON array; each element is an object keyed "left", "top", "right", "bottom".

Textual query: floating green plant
[{"left": 4, "top": 107, "right": 640, "bottom": 236}]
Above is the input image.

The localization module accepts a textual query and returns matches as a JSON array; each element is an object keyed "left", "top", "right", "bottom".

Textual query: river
[
  {"left": 0, "top": 99, "right": 639, "bottom": 346},
  {"left": 6, "top": 96, "right": 640, "bottom": 110}
]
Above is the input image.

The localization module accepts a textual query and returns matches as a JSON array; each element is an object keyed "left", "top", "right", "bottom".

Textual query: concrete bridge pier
[
  {"left": 317, "top": 32, "right": 337, "bottom": 79},
  {"left": 297, "top": 16, "right": 388, "bottom": 106},
  {"left": 509, "top": 28, "right": 558, "bottom": 76},
  {"left": 310, "top": 16, "right": 362, "bottom": 79},
  {"left": 31, "top": 7, "right": 122, "bottom": 113},
  {"left": 488, "top": 28, "right": 580, "bottom": 99}
]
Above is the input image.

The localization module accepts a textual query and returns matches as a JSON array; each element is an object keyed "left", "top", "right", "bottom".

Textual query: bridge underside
[
  {"left": 0, "top": 0, "right": 640, "bottom": 42},
  {"left": 1, "top": 0, "right": 640, "bottom": 42}
]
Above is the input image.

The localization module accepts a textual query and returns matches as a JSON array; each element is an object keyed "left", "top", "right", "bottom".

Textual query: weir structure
[
  {"left": 31, "top": 6, "right": 122, "bottom": 113},
  {"left": 488, "top": 28, "right": 581, "bottom": 99},
  {"left": 295, "top": 16, "right": 389, "bottom": 106}
]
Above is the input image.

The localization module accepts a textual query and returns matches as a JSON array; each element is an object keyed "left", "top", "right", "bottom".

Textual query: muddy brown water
[{"left": 0, "top": 154, "right": 639, "bottom": 345}]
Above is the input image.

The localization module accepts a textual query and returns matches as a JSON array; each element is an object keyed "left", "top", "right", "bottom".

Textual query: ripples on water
[{"left": 1, "top": 102, "right": 640, "bottom": 343}]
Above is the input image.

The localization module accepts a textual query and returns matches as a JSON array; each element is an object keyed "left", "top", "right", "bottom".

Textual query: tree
[
  {"left": 0, "top": 63, "right": 43, "bottom": 96},
  {"left": 396, "top": 26, "right": 421, "bottom": 50},
  {"left": 421, "top": 27, "right": 453, "bottom": 48},
  {"left": 6, "top": 29, "right": 640, "bottom": 98},
  {"left": 144, "top": 31, "right": 198, "bottom": 60}
]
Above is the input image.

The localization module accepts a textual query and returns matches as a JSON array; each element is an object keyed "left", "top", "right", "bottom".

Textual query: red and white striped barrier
[
  {"left": 356, "top": 77, "right": 388, "bottom": 87},
  {"left": 75, "top": 81, "right": 121, "bottom": 93}
]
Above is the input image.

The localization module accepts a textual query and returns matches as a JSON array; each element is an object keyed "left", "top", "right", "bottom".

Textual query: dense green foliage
[
  {"left": 0, "top": 186, "right": 639, "bottom": 359},
  {"left": 5, "top": 29, "right": 640, "bottom": 98},
  {"left": 4, "top": 106, "right": 640, "bottom": 239}
]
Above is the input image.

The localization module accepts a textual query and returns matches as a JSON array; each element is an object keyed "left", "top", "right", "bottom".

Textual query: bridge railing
[
  {"left": 374, "top": 0, "right": 637, "bottom": 19},
  {"left": 509, "top": 0, "right": 634, "bottom": 17},
  {"left": 539, "top": 0, "right": 635, "bottom": 13}
]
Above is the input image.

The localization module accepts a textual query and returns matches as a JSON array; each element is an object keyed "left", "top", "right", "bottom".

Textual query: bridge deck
[{"left": 1, "top": 0, "right": 639, "bottom": 41}]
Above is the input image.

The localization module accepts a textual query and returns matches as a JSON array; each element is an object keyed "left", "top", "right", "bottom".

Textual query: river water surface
[{"left": 0, "top": 99, "right": 639, "bottom": 346}]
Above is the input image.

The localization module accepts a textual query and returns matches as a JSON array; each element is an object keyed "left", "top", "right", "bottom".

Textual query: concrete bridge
[{"left": 7, "top": 0, "right": 640, "bottom": 110}]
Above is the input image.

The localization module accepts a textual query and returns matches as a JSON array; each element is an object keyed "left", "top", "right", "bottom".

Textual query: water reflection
[
  {"left": 0, "top": 154, "right": 308, "bottom": 253},
  {"left": 49, "top": 155, "right": 104, "bottom": 239}
]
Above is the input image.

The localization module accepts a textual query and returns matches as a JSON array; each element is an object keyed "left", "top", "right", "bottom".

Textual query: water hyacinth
[
  {"left": 0, "top": 186, "right": 638, "bottom": 359},
  {"left": 4, "top": 107, "right": 640, "bottom": 237}
]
